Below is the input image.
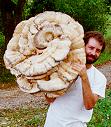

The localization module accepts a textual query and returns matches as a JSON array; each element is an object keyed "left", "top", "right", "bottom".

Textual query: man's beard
[{"left": 86, "top": 54, "right": 99, "bottom": 64}]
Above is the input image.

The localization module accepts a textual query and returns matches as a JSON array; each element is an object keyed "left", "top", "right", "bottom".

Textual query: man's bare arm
[
  {"left": 80, "top": 71, "right": 99, "bottom": 110},
  {"left": 72, "top": 63, "right": 99, "bottom": 110}
]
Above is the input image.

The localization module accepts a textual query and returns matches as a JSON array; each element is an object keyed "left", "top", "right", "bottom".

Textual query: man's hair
[{"left": 83, "top": 31, "right": 105, "bottom": 52}]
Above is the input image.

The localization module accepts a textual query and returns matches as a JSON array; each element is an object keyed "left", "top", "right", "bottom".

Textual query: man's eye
[
  {"left": 96, "top": 49, "right": 101, "bottom": 53},
  {"left": 89, "top": 47, "right": 94, "bottom": 50}
]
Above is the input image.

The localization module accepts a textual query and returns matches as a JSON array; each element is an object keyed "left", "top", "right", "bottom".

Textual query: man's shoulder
[{"left": 92, "top": 66, "right": 106, "bottom": 80}]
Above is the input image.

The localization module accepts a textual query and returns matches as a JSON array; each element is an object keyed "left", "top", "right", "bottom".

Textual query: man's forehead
[
  {"left": 87, "top": 38, "right": 103, "bottom": 49},
  {"left": 88, "top": 38, "right": 101, "bottom": 45}
]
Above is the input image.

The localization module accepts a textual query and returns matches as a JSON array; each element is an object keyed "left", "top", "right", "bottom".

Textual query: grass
[
  {"left": 0, "top": 106, "right": 48, "bottom": 127},
  {"left": 94, "top": 52, "right": 111, "bottom": 66},
  {"left": 88, "top": 89, "right": 111, "bottom": 127},
  {"left": 0, "top": 89, "right": 111, "bottom": 127}
]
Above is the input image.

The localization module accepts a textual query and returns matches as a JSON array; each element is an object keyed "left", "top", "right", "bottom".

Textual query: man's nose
[{"left": 91, "top": 49, "right": 96, "bottom": 55}]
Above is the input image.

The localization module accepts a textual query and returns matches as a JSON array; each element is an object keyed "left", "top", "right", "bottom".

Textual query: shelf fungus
[{"left": 4, "top": 11, "right": 86, "bottom": 98}]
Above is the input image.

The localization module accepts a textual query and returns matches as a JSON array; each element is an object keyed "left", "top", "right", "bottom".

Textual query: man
[{"left": 44, "top": 31, "right": 107, "bottom": 127}]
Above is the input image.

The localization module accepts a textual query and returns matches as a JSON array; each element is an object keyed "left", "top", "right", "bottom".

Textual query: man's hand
[
  {"left": 71, "top": 60, "right": 99, "bottom": 110},
  {"left": 72, "top": 60, "right": 87, "bottom": 79}
]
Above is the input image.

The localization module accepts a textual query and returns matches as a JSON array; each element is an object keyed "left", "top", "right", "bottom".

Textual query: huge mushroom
[{"left": 4, "top": 11, "right": 86, "bottom": 98}]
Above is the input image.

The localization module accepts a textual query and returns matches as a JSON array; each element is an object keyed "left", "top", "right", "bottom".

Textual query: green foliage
[
  {"left": 81, "top": 0, "right": 108, "bottom": 33},
  {"left": 0, "top": 0, "right": 109, "bottom": 48},
  {"left": 24, "top": 107, "right": 48, "bottom": 126},
  {"left": 25, "top": 107, "right": 47, "bottom": 126},
  {"left": 104, "top": 14, "right": 111, "bottom": 39},
  {"left": 53, "top": 0, "right": 108, "bottom": 33},
  {"left": 88, "top": 89, "right": 111, "bottom": 127},
  {"left": 23, "top": 0, "right": 55, "bottom": 19},
  {"left": 94, "top": 52, "right": 111, "bottom": 65},
  {"left": 23, "top": 0, "right": 108, "bottom": 34},
  {"left": 0, "top": 106, "right": 48, "bottom": 127},
  {"left": 25, "top": 114, "right": 45, "bottom": 126},
  {"left": 1, "top": 90, "right": 111, "bottom": 126},
  {"left": 11, "top": 0, "right": 18, "bottom": 5},
  {"left": 0, "top": 32, "right": 5, "bottom": 47},
  {"left": 104, "top": 15, "right": 111, "bottom": 53},
  {"left": 23, "top": 0, "right": 34, "bottom": 19},
  {"left": 26, "top": 115, "right": 42, "bottom": 126},
  {"left": 0, "top": 66, "right": 15, "bottom": 83}
]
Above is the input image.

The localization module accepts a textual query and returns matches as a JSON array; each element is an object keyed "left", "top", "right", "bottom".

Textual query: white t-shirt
[{"left": 44, "top": 66, "right": 107, "bottom": 127}]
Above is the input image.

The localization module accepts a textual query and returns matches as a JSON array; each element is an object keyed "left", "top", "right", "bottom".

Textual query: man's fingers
[
  {"left": 72, "top": 65, "right": 80, "bottom": 72},
  {"left": 74, "top": 56, "right": 84, "bottom": 64},
  {"left": 72, "top": 63, "right": 86, "bottom": 73}
]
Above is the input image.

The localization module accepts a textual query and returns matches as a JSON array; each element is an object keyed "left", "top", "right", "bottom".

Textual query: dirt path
[
  {"left": 97, "top": 61, "right": 111, "bottom": 88},
  {"left": 0, "top": 61, "right": 111, "bottom": 109},
  {"left": 0, "top": 88, "right": 47, "bottom": 109}
]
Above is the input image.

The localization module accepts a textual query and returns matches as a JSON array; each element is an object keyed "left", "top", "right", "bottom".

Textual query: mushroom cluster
[{"left": 4, "top": 11, "right": 86, "bottom": 97}]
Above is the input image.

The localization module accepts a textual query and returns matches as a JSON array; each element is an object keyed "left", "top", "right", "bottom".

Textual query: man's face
[{"left": 85, "top": 38, "right": 103, "bottom": 64}]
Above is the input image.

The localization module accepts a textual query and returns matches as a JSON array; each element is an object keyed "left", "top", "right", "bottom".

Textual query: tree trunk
[
  {"left": 0, "top": 0, "right": 26, "bottom": 71},
  {"left": 15, "top": 0, "right": 26, "bottom": 25},
  {"left": 0, "top": 0, "right": 15, "bottom": 50},
  {"left": 0, "top": 0, "right": 26, "bottom": 54}
]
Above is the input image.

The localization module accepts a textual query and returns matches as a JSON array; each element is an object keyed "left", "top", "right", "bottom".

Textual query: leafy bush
[
  {"left": 23, "top": 0, "right": 55, "bottom": 19},
  {"left": 23, "top": 0, "right": 108, "bottom": 34},
  {"left": 0, "top": 32, "right": 5, "bottom": 47},
  {"left": 0, "top": 64, "right": 15, "bottom": 83},
  {"left": 54, "top": 0, "right": 108, "bottom": 33},
  {"left": 95, "top": 52, "right": 111, "bottom": 65},
  {"left": 104, "top": 14, "right": 111, "bottom": 53}
]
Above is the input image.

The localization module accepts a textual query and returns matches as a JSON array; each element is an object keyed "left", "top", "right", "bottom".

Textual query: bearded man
[{"left": 44, "top": 31, "right": 107, "bottom": 127}]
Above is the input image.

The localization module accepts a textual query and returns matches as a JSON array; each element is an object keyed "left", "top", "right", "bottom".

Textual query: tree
[
  {"left": 26, "top": 0, "right": 108, "bottom": 33},
  {"left": 53, "top": 0, "right": 108, "bottom": 33},
  {"left": 0, "top": 0, "right": 26, "bottom": 53},
  {"left": 23, "top": 0, "right": 55, "bottom": 19},
  {"left": 0, "top": 0, "right": 109, "bottom": 83},
  {"left": 0, "top": 0, "right": 109, "bottom": 53},
  {"left": 0, "top": 0, "right": 55, "bottom": 52}
]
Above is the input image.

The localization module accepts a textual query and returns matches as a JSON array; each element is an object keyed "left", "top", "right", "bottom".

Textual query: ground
[{"left": 0, "top": 61, "right": 111, "bottom": 109}]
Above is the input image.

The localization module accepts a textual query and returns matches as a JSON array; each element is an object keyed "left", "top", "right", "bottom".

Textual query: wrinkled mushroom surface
[{"left": 4, "top": 11, "right": 86, "bottom": 97}]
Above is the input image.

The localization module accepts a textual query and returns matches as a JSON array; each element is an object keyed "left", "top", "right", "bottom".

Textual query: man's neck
[{"left": 86, "top": 64, "right": 92, "bottom": 69}]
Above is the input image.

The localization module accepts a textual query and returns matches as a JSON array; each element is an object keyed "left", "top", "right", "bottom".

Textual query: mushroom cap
[{"left": 4, "top": 11, "right": 86, "bottom": 97}]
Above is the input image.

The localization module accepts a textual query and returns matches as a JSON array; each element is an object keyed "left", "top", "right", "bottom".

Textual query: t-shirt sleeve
[{"left": 91, "top": 71, "right": 107, "bottom": 99}]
